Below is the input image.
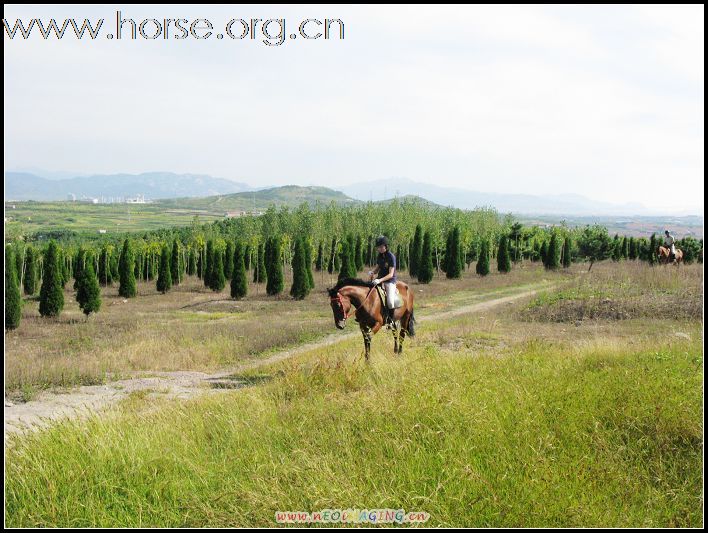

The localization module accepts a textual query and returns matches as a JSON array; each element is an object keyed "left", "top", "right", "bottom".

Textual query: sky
[{"left": 3, "top": 4, "right": 704, "bottom": 213}]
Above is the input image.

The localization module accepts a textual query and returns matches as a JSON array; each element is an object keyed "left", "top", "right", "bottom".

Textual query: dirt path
[{"left": 5, "top": 287, "right": 543, "bottom": 440}]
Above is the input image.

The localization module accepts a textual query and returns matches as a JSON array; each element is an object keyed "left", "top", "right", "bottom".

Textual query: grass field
[
  {"left": 5, "top": 262, "right": 557, "bottom": 399},
  {"left": 4, "top": 201, "right": 224, "bottom": 237},
  {"left": 4, "top": 261, "right": 703, "bottom": 527}
]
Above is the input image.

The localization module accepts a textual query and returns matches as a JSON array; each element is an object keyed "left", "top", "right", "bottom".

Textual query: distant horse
[
  {"left": 328, "top": 278, "right": 416, "bottom": 360},
  {"left": 657, "top": 246, "right": 683, "bottom": 265}
]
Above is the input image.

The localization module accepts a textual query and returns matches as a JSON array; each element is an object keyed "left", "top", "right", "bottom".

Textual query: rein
[{"left": 331, "top": 285, "right": 377, "bottom": 321}]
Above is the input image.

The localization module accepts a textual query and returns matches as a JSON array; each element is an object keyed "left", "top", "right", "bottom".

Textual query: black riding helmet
[{"left": 375, "top": 235, "right": 389, "bottom": 248}]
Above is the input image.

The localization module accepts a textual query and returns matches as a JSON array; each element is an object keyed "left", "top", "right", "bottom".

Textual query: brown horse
[
  {"left": 657, "top": 246, "right": 683, "bottom": 265},
  {"left": 328, "top": 278, "right": 416, "bottom": 360}
]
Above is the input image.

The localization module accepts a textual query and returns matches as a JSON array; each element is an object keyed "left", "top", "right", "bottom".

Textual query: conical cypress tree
[
  {"left": 244, "top": 244, "right": 251, "bottom": 271},
  {"left": 231, "top": 242, "right": 248, "bottom": 299},
  {"left": 622, "top": 236, "right": 629, "bottom": 259},
  {"left": 133, "top": 251, "right": 142, "bottom": 280},
  {"left": 224, "top": 241, "right": 234, "bottom": 281},
  {"left": 23, "top": 246, "right": 38, "bottom": 295},
  {"left": 443, "top": 229, "right": 453, "bottom": 274},
  {"left": 264, "top": 238, "right": 273, "bottom": 279},
  {"left": 304, "top": 238, "right": 314, "bottom": 289},
  {"left": 418, "top": 231, "right": 434, "bottom": 283},
  {"left": 157, "top": 244, "right": 172, "bottom": 294},
  {"left": 547, "top": 233, "right": 561, "bottom": 270},
  {"left": 109, "top": 253, "right": 119, "bottom": 282},
  {"left": 197, "top": 248, "right": 204, "bottom": 279},
  {"left": 118, "top": 239, "right": 136, "bottom": 297},
  {"left": 497, "top": 235, "right": 511, "bottom": 273},
  {"left": 629, "top": 237, "right": 638, "bottom": 260},
  {"left": 266, "top": 237, "right": 284, "bottom": 295},
  {"left": 532, "top": 240, "right": 541, "bottom": 262},
  {"left": 315, "top": 242, "right": 324, "bottom": 271},
  {"left": 6, "top": 248, "right": 22, "bottom": 330},
  {"left": 290, "top": 237, "right": 309, "bottom": 300},
  {"left": 98, "top": 246, "right": 112, "bottom": 286},
  {"left": 76, "top": 258, "right": 101, "bottom": 316},
  {"left": 397, "top": 244, "right": 407, "bottom": 271},
  {"left": 73, "top": 248, "right": 86, "bottom": 290},
  {"left": 542, "top": 237, "right": 550, "bottom": 268},
  {"left": 649, "top": 234, "right": 658, "bottom": 265},
  {"left": 210, "top": 245, "right": 226, "bottom": 292},
  {"left": 254, "top": 242, "right": 266, "bottom": 283},
  {"left": 14, "top": 245, "right": 24, "bottom": 288},
  {"left": 187, "top": 248, "right": 197, "bottom": 276},
  {"left": 204, "top": 240, "right": 214, "bottom": 288},
  {"left": 562, "top": 236, "right": 572, "bottom": 268},
  {"left": 39, "top": 241, "right": 64, "bottom": 317},
  {"left": 410, "top": 225, "right": 423, "bottom": 277},
  {"left": 447, "top": 227, "right": 462, "bottom": 278},
  {"left": 476, "top": 239, "right": 490, "bottom": 276},
  {"left": 355, "top": 235, "right": 364, "bottom": 272},
  {"left": 338, "top": 240, "right": 357, "bottom": 281},
  {"left": 171, "top": 240, "right": 181, "bottom": 285}
]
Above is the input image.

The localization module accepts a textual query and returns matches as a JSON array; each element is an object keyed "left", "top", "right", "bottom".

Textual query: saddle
[{"left": 375, "top": 284, "right": 404, "bottom": 309}]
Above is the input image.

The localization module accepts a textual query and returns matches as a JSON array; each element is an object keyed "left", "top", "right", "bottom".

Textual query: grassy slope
[
  {"left": 4, "top": 187, "right": 356, "bottom": 235},
  {"left": 5, "top": 263, "right": 703, "bottom": 527}
]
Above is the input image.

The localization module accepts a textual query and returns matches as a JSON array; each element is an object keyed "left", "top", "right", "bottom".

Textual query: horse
[
  {"left": 328, "top": 278, "right": 416, "bottom": 360},
  {"left": 657, "top": 246, "right": 683, "bottom": 265}
]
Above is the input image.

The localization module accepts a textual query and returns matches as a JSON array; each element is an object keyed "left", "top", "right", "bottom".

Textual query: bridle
[{"left": 330, "top": 285, "right": 377, "bottom": 324}]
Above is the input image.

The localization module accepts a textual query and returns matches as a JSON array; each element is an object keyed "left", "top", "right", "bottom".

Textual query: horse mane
[{"left": 328, "top": 278, "right": 374, "bottom": 297}]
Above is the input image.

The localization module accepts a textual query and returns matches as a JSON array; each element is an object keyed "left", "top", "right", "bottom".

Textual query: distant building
[
  {"left": 67, "top": 193, "right": 76, "bottom": 201},
  {"left": 126, "top": 194, "right": 151, "bottom": 204},
  {"left": 98, "top": 229, "right": 107, "bottom": 234},
  {"left": 224, "top": 210, "right": 265, "bottom": 218}
]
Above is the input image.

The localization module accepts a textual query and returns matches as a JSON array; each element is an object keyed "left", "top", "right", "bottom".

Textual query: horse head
[{"left": 327, "top": 287, "right": 351, "bottom": 329}]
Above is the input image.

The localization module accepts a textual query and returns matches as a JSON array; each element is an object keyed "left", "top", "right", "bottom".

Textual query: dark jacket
[{"left": 377, "top": 250, "right": 397, "bottom": 282}]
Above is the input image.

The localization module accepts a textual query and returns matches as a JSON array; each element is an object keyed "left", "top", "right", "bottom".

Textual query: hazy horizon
[{"left": 4, "top": 5, "right": 704, "bottom": 213}]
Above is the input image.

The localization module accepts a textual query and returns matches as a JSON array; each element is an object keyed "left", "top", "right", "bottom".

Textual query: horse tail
[{"left": 407, "top": 310, "right": 416, "bottom": 337}]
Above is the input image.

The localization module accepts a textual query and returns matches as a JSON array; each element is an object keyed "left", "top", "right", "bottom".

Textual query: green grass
[
  {"left": 4, "top": 201, "right": 224, "bottom": 236},
  {"left": 5, "top": 318, "right": 702, "bottom": 527}
]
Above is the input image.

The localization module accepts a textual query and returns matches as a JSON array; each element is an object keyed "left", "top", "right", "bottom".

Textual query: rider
[
  {"left": 368, "top": 235, "right": 397, "bottom": 327},
  {"left": 664, "top": 230, "right": 676, "bottom": 261}
]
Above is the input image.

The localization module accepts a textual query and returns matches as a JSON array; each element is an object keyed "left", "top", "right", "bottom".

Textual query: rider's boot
[{"left": 385, "top": 307, "right": 394, "bottom": 328}]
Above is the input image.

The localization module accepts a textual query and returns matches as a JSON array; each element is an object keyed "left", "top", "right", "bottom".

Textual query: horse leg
[
  {"left": 361, "top": 326, "right": 372, "bottom": 361},
  {"left": 398, "top": 324, "right": 406, "bottom": 354}
]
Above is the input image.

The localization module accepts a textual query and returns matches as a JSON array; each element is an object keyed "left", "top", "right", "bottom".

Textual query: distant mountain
[
  {"left": 337, "top": 178, "right": 661, "bottom": 216},
  {"left": 6, "top": 167, "right": 90, "bottom": 180},
  {"left": 161, "top": 185, "right": 358, "bottom": 211},
  {"left": 4, "top": 172, "right": 250, "bottom": 201}
]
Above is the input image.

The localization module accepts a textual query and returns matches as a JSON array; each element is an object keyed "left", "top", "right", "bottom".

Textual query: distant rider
[
  {"left": 664, "top": 230, "right": 676, "bottom": 261},
  {"left": 368, "top": 235, "right": 397, "bottom": 327}
]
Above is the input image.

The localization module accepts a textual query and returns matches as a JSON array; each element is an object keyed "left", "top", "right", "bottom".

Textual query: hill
[
  {"left": 5, "top": 172, "right": 250, "bottom": 201},
  {"left": 338, "top": 177, "right": 675, "bottom": 216},
  {"left": 160, "top": 185, "right": 359, "bottom": 211}
]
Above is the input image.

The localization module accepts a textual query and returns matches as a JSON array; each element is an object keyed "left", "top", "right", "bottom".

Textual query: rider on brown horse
[
  {"left": 663, "top": 230, "right": 676, "bottom": 262},
  {"left": 368, "top": 235, "right": 397, "bottom": 328}
]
